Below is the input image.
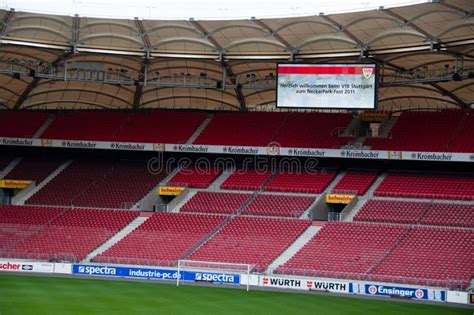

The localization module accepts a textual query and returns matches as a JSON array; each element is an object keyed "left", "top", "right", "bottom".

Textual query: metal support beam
[
  {"left": 13, "top": 53, "right": 69, "bottom": 110},
  {"left": 429, "top": 82, "right": 468, "bottom": 108},
  {"left": 322, "top": 15, "right": 364, "bottom": 48},
  {"left": 0, "top": 9, "right": 15, "bottom": 35},
  {"left": 133, "top": 60, "right": 147, "bottom": 110},
  {"left": 71, "top": 14, "right": 81, "bottom": 47},
  {"left": 439, "top": 0, "right": 472, "bottom": 17},
  {"left": 383, "top": 9, "right": 435, "bottom": 42},
  {"left": 190, "top": 19, "right": 247, "bottom": 111},
  {"left": 132, "top": 19, "right": 153, "bottom": 110},
  {"left": 251, "top": 19, "right": 296, "bottom": 56}
]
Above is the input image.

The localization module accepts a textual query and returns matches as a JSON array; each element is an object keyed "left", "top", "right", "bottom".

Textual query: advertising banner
[
  {"left": 325, "top": 194, "right": 355, "bottom": 204},
  {"left": 159, "top": 187, "right": 185, "bottom": 196},
  {"left": 0, "top": 136, "right": 472, "bottom": 162},
  {"left": 72, "top": 264, "right": 240, "bottom": 285},
  {"left": 260, "top": 276, "right": 350, "bottom": 293},
  {"left": 0, "top": 260, "right": 54, "bottom": 273},
  {"left": 361, "top": 284, "right": 445, "bottom": 301},
  {"left": 0, "top": 180, "right": 32, "bottom": 189}
]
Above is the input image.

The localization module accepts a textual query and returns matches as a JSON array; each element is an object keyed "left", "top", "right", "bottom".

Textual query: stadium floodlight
[{"left": 177, "top": 260, "right": 254, "bottom": 291}]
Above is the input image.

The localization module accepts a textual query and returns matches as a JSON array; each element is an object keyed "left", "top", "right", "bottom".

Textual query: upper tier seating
[
  {"left": 181, "top": 191, "right": 251, "bottom": 214},
  {"left": 41, "top": 111, "right": 129, "bottom": 141},
  {"left": 94, "top": 213, "right": 225, "bottom": 266},
  {"left": 419, "top": 203, "right": 474, "bottom": 228},
  {"left": 220, "top": 169, "right": 272, "bottom": 191},
  {"left": 265, "top": 170, "right": 337, "bottom": 194},
  {"left": 27, "top": 159, "right": 166, "bottom": 208},
  {"left": 189, "top": 216, "right": 311, "bottom": 272},
  {"left": 168, "top": 166, "right": 222, "bottom": 188},
  {"left": 447, "top": 110, "right": 474, "bottom": 153},
  {"left": 354, "top": 200, "right": 429, "bottom": 224},
  {"left": 354, "top": 199, "right": 474, "bottom": 228},
  {"left": 71, "top": 161, "right": 167, "bottom": 209},
  {"left": 272, "top": 112, "right": 353, "bottom": 148},
  {"left": 194, "top": 112, "right": 287, "bottom": 146},
  {"left": 331, "top": 171, "right": 378, "bottom": 195},
  {"left": 374, "top": 172, "right": 474, "bottom": 200},
  {"left": 1, "top": 206, "right": 137, "bottom": 261},
  {"left": 0, "top": 111, "right": 48, "bottom": 138},
  {"left": 113, "top": 111, "right": 206, "bottom": 144},
  {"left": 276, "top": 222, "right": 407, "bottom": 279},
  {"left": 2, "top": 157, "right": 64, "bottom": 183},
  {"left": 365, "top": 110, "right": 464, "bottom": 152},
  {"left": 242, "top": 194, "right": 314, "bottom": 217},
  {"left": 370, "top": 227, "right": 474, "bottom": 289},
  {"left": 26, "top": 159, "right": 114, "bottom": 206},
  {"left": 0, "top": 205, "right": 64, "bottom": 251}
]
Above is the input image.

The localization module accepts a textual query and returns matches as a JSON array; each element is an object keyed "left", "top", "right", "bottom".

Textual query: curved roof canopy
[{"left": 0, "top": 0, "right": 472, "bottom": 111}]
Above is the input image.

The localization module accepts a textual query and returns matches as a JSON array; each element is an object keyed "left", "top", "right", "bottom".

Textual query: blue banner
[
  {"left": 72, "top": 264, "right": 240, "bottom": 285},
  {"left": 364, "top": 284, "right": 445, "bottom": 301}
]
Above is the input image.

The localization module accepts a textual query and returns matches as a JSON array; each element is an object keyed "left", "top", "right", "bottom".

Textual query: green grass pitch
[{"left": 0, "top": 275, "right": 470, "bottom": 315}]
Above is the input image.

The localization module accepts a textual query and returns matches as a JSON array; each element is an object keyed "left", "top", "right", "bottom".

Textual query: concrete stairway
[
  {"left": 15, "top": 159, "right": 73, "bottom": 205},
  {"left": 300, "top": 197, "right": 320, "bottom": 219},
  {"left": 266, "top": 225, "right": 322, "bottom": 274},
  {"left": 0, "top": 157, "right": 22, "bottom": 178},
  {"left": 84, "top": 215, "right": 149, "bottom": 262},
  {"left": 33, "top": 113, "right": 55, "bottom": 138},
  {"left": 161, "top": 166, "right": 182, "bottom": 184},
  {"left": 377, "top": 116, "right": 398, "bottom": 138},
  {"left": 323, "top": 171, "right": 346, "bottom": 194},
  {"left": 341, "top": 115, "right": 361, "bottom": 137},
  {"left": 342, "top": 199, "right": 367, "bottom": 222},
  {"left": 186, "top": 112, "right": 214, "bottom": 144},
  {"left": 209, "top": 167, "right": 234, "bottom": 190},
  {"left": 365, "top": 172, "right": 387, "bottom": 197},
  {"left": 169, "top": 190, "right": 197, "bottom": 212}
]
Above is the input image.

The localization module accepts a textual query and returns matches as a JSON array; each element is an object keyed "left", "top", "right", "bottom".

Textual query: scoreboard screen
[{"left": 276, "top": 63, "right": 378, "bottom": 109}]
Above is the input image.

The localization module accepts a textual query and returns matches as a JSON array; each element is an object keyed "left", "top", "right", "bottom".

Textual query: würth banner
[{"left": 259, "top": 275, "right": 350, "bottom": 293}]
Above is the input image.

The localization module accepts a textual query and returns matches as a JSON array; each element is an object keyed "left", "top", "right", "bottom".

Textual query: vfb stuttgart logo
[
  {"left": 263, "top": 277, "right": 269, "bottom": 285},
  {"left": 306, "top": 280, "right": 313, "bottom": 289},
  {"left": 362, "top": 67, "right": 374, "bottom": 80},
  {"left": 414, "top": 289, "right": 424, "bottom": 299},
  {"left": 368, "top": 285, "right": 377, "bottom": 295}
]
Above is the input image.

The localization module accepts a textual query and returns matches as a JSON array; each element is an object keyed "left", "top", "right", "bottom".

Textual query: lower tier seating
[
  {"left": 1, "top": 206, "right": 137, "bottom": 262},
  {"left": 94, "top": 213, "right": 225, "bottom": 266},
  {"left": 276, "top": 222, "right": 407, "bottom": 280},
  {"left": 242, "top": 194, "right": 315, "bottom": 217},
  {"left": 374, "top": 173, "right": 474, "bottom": 200},
  {"left": 370, "top": 227, "right": 473, "bottom": 289},
  {"left": 180, "top": 191, "right": 251, "bottom": 214},
  {"left": 189, "top": 216, "right": 311, "bottom": 272},
  {"left": 277, "top": 222, "right": 473, "bottom": 289},
  {"left": 0, "top": 205, "right": 65, "bottom": 251}
]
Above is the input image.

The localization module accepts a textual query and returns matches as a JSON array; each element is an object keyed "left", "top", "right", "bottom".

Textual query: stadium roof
[{"left": 0, "top": 0, "right": 472, "bottom": 111}]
